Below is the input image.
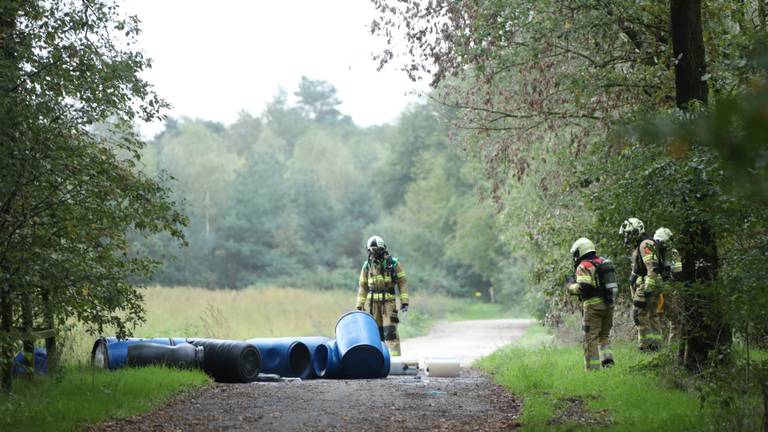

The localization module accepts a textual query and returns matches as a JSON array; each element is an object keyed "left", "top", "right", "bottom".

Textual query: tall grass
[{"left": 63, "top": 286, "right": 513, "bottom": 364}]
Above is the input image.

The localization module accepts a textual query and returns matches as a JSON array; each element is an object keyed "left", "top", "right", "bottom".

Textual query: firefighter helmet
[
  {"left": 619, "top": 217, "right": 645, "bottom": 246},
  {"left": 570, "top": 237, "right": 596, "bottom": 262},
  {"left": 366, "top": 235, "right": 386, "bottom": 251},
  {"left": 653, "top": 227, "right": 673, "bottom": 245}
]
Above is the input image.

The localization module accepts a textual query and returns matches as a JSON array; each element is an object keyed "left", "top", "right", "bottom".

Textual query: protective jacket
[
  {"left": 631, "top": 238, "right": 682, "bottom": 292},
  {"left": 357, "top": 255, "right": 408, "bottom": 309},
  {"left": 569, "top": 255, "right": 609, "bottom": 306}
]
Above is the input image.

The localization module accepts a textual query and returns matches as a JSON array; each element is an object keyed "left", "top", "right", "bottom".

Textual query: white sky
[{"left": 121, "top": 0, "right": 429, "bottom": 137}]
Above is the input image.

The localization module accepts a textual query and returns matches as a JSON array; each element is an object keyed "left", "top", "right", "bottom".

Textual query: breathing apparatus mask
[{"left": 366, "top": 235, "right": 387, "bottom": 261}]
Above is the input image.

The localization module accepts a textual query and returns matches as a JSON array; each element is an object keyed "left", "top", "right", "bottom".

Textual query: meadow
[{"left": 62, "top": 286, "right": 514, "bottom": 364}]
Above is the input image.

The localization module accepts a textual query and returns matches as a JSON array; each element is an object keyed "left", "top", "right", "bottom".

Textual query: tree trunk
[
  {"left": 0, "top": 283, "right": 12, "bottom": 392},
  {"left": 670, "top": 0, "right": 708, "bottom": 108},
  {"left": 759, "top": 0, "right": 766, "bottom": 32},
  {"left": 670, "top": 0, "right": 732, "bottom": 371},
  {"left": 763, "top": 380, "right": 768, "bottom": 432},
  {"left": 21, "top": 291, "right": 33, "bottom": 379},
  {"left": 42, "top": 289, "right": 57, "bottom": 372}
]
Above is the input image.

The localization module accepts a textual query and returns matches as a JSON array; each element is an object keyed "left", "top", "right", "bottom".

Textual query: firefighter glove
[
  {"left": 356, "top": 305, "right": 363, "bottom": 311},
  {"left": 400, "top": 303, "right": 409, "bottom": 312}
]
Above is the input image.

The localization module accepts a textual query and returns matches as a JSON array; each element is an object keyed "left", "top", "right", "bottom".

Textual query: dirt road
[{"left": 94, "top": 319, "right": 533, "bottom": 432}]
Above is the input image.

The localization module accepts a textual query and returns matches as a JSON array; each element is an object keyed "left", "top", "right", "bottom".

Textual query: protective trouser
[
  {"left": 369, "top": 299, "right": 400, "bottom": 356},
  {"left": 582, "top": 300, "right": 614, "bottom": 370},
  {"left": 634, "top": 292, "right": 662, "bottom": 351}
]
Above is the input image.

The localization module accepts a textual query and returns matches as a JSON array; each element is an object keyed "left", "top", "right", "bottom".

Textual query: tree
[
  {"left": 294, "top": 76, "right": 344, "bottom": 123},
  {"left": 0, "top": 0, "right": 184, "bottom": 390}
]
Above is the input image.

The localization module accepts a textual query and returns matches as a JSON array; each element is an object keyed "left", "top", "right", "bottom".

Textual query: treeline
[{"left": 134, "top": 78, "right": 520, "bottom": 301}]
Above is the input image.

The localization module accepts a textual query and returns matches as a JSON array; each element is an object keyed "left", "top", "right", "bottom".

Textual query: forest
[{"left": 135, "top": 78, "right": 511, "bottom": 302}]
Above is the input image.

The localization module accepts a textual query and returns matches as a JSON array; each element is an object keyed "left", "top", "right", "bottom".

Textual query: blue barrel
[
  {"left": 246, "top": 338, "right": 311, "bottom": 378},
  {"left": 13, "top": 347, "right": 48, "bottom": 375},
  {"left": 335, "top": 311, "right": 386, "bottom": 379},
  {"left": 91, "top": 337, "right": 175, "bottom": 370},
  {"left": 312, "top": 340, "right": 342, "bottom": 378},
  {"left": 290, "top": 337, "right": 331, "bottom": 379},
  {"left": 379, "top": 341, "right": 390, "bottom": 378}
]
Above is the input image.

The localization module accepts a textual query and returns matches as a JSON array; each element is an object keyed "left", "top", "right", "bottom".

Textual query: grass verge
[
  {"left": 0, "top": 366, "right": 209, "bottom": 432},
  {"left": 476, "top": 326, "right": 707, "bottom": 431}
]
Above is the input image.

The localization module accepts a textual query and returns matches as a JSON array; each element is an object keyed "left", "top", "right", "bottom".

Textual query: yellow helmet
[{"left": 570, "top": 237, "right": 596, "bottom": 262}]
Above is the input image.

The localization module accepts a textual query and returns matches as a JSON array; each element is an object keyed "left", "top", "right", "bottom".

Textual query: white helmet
[
  {"left": 619, "top": 217, "right": 645, "bottom": 245},
  {"left": 570, "top": 237, "right": 596, "bottom": 262},
  {"left": 653, "top": 227, "right": 673, "bottom": 245},
  {"left": 366, "top": 235, "right": 386, "bottom": 251}
]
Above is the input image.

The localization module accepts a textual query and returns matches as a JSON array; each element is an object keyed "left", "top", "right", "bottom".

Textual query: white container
[
  {"left": 389, "top": 357, "right": 419, "bottom": 375},
  {"left": 424, "top": 357, "right": 460, "bottom": 377}
]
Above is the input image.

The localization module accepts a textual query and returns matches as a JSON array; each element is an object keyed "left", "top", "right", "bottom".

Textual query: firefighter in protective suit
[
  {"left": 567, "top": 238, "right": 616, "bottom": 370},
  {"left": 356, "top": 236, "right": 408, "bottom": 356},
  {"left": 620, "top": 219, "right": 683, "bottom": 350}
]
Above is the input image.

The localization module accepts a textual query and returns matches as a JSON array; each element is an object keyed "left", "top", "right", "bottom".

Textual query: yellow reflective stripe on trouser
[
  {"left": 599, "top": 344, "right": 613, "bottom": 362},
  {"left": 583, "top": 297, "right": 602, "bottom": 306},
  {"left": 366, "top": 292, "right": 396, "bottom": 301},
  {"left": 396, "top": 272, "right": 406, "bottom": 278},
  {"left": 400, "top": 293, "right": 409, "bottom": 302}
]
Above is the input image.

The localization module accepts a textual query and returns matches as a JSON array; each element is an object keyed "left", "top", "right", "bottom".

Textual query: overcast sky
[{"left": 121, "top": 0, "right": 429, "bottom": 137}]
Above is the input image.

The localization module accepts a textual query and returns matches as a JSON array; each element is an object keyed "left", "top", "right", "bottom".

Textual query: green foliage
[
  {"left": 0, "top": 0, "right": 185, "bottom": 387},
  {"left": 0, "top": 366, "right": 209, "bottom": 432}
]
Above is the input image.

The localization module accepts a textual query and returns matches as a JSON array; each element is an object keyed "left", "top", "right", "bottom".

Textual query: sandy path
[
  {"left": 401, "top": 318, "right": 534, "bottom": 366},
  {"left": 93, "top": 319, "right": 533, "bottom": 432}
]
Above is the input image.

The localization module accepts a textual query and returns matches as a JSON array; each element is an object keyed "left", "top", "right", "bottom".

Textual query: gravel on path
[{"left": 92, "top": 319, "right": 531, "bottom": 432}]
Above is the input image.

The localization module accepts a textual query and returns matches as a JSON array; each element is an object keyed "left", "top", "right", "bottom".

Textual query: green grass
[
  {"left": 0, "top": 366, "right": 209, "bottom": 432},
  {"left": 476, "top": 327, "right": 707, "bottom": 431}
]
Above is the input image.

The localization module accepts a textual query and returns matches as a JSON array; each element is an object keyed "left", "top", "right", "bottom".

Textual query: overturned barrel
[
  {"left": 127, "top": 343, "right": 204, "bottom": 369},
  {"left": 379, "top": 341, "right": 391, "bottom": 378},
  {"left": 292, "top": 337, "right": 332, "bottom": 379},
  {"left": 312, "top": 340, "right": 342, "bottom": 378},
  {"left": 335, "top": 311, "right": 387, "bottom": 379},
  {"left": 184, "top": 338, "right": 261, "bottom": 383},
  {"left": 91, "top": 337, "right": 176, "bottom": 370},
  {"left": 246, "top": 338, "right": 312, "bottom": 378}
]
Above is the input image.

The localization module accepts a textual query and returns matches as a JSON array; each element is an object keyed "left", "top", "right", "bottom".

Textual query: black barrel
[
  {"left": 186, "top": 339, "right": 261, "bottom": 383},
  {"left": 127, "top": 343, "right": 204, "bottom": 369}
]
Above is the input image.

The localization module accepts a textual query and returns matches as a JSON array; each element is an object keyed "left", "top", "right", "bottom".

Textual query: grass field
[{"left": 476, "top": 325, "right": 763, "bottom": 431}]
